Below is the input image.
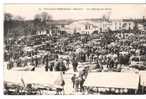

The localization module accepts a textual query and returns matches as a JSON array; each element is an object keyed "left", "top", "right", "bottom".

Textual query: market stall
[
  {"left": 4, "top": 71, "right": 64, "bottom": 95},
  {"left": 139, "top": 71, "right": 146, "bottom": 94},
  {"left": 84, "top": 72, "right": 139, "bottom": 94}
]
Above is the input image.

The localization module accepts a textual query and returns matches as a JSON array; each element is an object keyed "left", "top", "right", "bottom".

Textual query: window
[
  {"left": 88, "top": 25, "right": 90, "bottom": 29},
  {"left": 85, "top": 25, "right": 88, "bottom": 30}
]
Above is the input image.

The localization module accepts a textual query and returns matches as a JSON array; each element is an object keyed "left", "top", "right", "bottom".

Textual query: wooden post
[
  {"left": 135, "top": 89, "right": 138, "bottom": 94},
  {"left": 142, "top": 82, "right": 144, "bottom": 94}
]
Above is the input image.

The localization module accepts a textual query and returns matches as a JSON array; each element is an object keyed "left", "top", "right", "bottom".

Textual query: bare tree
[
  {"left": 13, "top": 16, "right": 24, "bottom": 21},
  {"left": 40, "top": 12, "right": 52, "bottom": 22},
  {"left": 4, "top": 13, "right": 13, "bottom": 21},
  {"left": 4, "top": 13, "right": 13, "bottom": 37},
  {"left": 33, "top": 12, "right": 52, "bottom": 35}
]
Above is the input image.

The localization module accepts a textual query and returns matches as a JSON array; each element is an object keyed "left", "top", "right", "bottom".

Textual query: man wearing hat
[
  {"left": 71, "top": 74, "right": 76, "bottom": 88},
  {"left": 78, "top": 67, "right": 89, "bottom": 92}
]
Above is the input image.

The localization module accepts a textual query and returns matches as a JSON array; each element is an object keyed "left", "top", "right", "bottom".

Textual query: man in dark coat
[
  {"left": 45, "top": 55, "right": 49, "bottom": 72},
  {"left": 72, "top": 59, "right": 78, "bottom": 72},
  {"left": 54, "top": 59, "right": 60, "bottom": 71},
  {"left": 75, "top": 77, "right": 80, "bottom": 92},
  {"left": 49, "top": 61, "right": 54, "bottom": 71},
  {"left": 71, "top": 74, "right": 76, "bottom": 88},
  {"left": 66, "top": 57, "right": 70, "bottom": 69},
  {"left": 34, "top": 56, "right": 38, "bottom": 67},
  {"left": 58, "top": 60, "right": 66, "bottom": 74},
  {"left": 78, "top": 67, "right": 89, "bottom": 92}
]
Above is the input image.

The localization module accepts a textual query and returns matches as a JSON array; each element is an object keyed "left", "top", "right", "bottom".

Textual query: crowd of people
[
  {"left": 4, "top": 31, "right": 146, "bottom": 73},
  {"left": 4, "top": 29, "right": 146, "bottom": 94}
]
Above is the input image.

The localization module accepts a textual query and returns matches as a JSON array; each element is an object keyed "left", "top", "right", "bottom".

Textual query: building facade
[{"left": 63, "top": 19, "right": 135, "bottom": 34}]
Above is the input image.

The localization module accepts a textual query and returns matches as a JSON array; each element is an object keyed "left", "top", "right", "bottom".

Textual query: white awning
[
  {"left": 84, "top": 72, "right": 139, "bottom": 89},
  {"left": 4, "top": 71, "right": 64, "bottom": 88},
  {"left": 139, "top": 71, "right": 146, "bottom": 86}
]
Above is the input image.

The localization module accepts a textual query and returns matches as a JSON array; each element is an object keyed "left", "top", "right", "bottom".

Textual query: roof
[
  {"left": 4, "top": 71, "right": 64, "bottom": 88},
  {"left": 84, "top": 72, "right": 139, "bottom": 89},
  {"left": 46, "top": 20, "right": 74, "bottom": 25},
  {"left": 46, "top": 18, "right": 111, "bottom": 25}
]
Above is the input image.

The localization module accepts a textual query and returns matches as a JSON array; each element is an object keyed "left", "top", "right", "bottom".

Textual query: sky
[{"left": 4, "top": 4, "right": 146, "bottom": 20}]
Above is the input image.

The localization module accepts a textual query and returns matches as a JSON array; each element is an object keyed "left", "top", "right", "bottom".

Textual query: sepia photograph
[{"left": 3, "top": 4, "right": 146, "bottom": 95}]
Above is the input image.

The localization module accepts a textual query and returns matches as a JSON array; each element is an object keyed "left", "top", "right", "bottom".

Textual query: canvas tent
[
  {"left": 139, "top": 71, "right": 146, "bottom": 87},
  {"left": 84, "top": 72, "right": 139, "bottom": 89},
  {"left": 4, "top": 71, "right": 64, "bottom": 89}
]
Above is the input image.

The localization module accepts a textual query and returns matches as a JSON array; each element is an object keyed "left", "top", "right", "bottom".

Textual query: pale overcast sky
[{"left": 4, "top": 4, "right": 146, "bottom": 20}]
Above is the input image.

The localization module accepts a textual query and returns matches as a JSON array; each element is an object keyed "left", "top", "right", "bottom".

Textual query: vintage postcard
[{"left": 3, "top": 4, "right": 146, "bottom": 95}]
